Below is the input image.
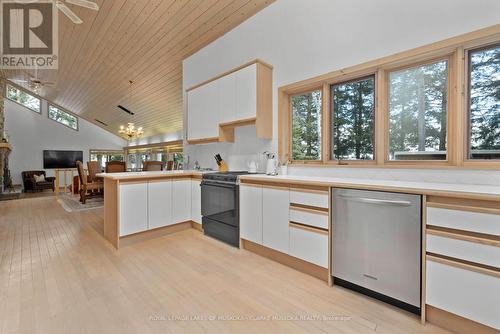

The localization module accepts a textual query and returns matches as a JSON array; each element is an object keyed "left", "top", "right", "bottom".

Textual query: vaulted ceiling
[{"left": 2, "top": 0, "right": 274, "bottom": 138}]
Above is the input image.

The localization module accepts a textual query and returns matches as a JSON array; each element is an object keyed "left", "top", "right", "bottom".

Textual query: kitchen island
[{"left": 97, "top": 171, "right": 206, "bottom": 249}]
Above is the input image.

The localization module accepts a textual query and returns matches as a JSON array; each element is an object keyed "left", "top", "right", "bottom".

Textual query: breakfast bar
[{"left": 97, "top": 171, "right": 204, "bottom": 249}]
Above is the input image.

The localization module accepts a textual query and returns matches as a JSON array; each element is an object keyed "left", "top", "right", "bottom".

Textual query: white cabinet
[
  {"left": 290, "top": 189, "right": 329, "bottom": 209},
  {"left": 240, "top": 185, "right": 263, "bottom": 244},
  {"left": 201, "top": 80, "right": 219, "bottom": 139},
  {"left": 187, "top": 80, "right": 219, "bottom": 140},
  {"left": 186, "top": 61, "right": 272, "bottom": 143},
  {"left": 191, "top": 179, "right": 202, "bottom": 225},
  {"left": 426, "top": 259, "right": 500, "bottom": 330},
  {"left": 427, "top": 207, "right": 500, "bottom": 236},
  {"left": 262, "top": 186, "right": 289, "bottom": 253},
  {"left": 119, "top": 183, "right": 148, "bottom": 236},
  {"left": 148, "top": 180, "right": 172, "bottom": 229},
  {"left": 172, "top": 179, "right": 192, "bottom": 223},
  {"left": 289, "top": 225, "right": 328, "bottom": 268},
  {"left": 218, "top": 72, "right": 236, "bottom": 124},
  {"left": 235, "top": 63, "right": 257, "bottom": 120},
  {"left": 187, "top": 88, "right": 204, "bottom": 141}
]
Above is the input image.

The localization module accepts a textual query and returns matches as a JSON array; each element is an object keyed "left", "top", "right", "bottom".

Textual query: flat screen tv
[{"left": 43, "top": 150, "right": 83, "bottom": 169}]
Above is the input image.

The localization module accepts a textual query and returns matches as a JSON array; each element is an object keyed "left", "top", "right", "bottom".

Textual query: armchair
[{"left": 22, "top": 171, "right": 55, "bottom": 192}]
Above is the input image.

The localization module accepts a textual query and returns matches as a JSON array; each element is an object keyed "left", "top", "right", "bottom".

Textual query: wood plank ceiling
[{"left": 2, "top": 0, "right": 274, "bottom": 138}]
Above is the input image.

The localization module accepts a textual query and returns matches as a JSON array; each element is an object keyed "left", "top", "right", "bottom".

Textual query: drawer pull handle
[
  {"left": 338, "top": 195, "right": 412, "bottom": 206},
  {"left": 289, "top": 222, "right": 328, "bottom": 235},
  {"left": 363, "top": 274, "right": 378, "bottom": 280}
]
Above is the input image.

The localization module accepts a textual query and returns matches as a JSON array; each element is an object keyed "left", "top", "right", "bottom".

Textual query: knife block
[{"left": 218, "top": 160, "right": 229, "bottom": 172}]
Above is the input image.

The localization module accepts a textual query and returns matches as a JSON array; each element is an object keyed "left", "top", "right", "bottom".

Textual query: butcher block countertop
[{"left": 239, "top": 174, "right": 500, "bottom": 201}]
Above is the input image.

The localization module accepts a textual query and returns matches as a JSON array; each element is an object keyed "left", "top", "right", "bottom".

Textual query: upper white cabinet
[
  {"left": 240, "top": 184, "right": 263, "bottom": 244},
  {"left": 172, "top": 179, "right": 192, "bottom": 223},
  {"left": 188, "top": 80, "right": 218, "bottom": 140},
  {"left": 186, "top": 88, "right": 204, "bottom": 141},
  {"left": 235, "top": 63, "right": 257, "bottom": 121},
  {"left": 148, "top": 180, "right": 173, "bottom": 230},
  {"left": 218, "top": 72, "right": 237, "bottom": 124},
  {"left": 186, "top": 60, "right": 272, "bottom": 144}
]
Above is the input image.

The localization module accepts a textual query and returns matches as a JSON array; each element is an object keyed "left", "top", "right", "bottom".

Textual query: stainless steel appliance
[
  {"left": 332, "top": 188, "right": 421, "bottom": 314},
  {"left": 201, "top": 171, "right": 249, "bottom": 247}
]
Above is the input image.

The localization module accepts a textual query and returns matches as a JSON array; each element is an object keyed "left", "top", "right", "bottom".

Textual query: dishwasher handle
[{"left": 337, "top": 194, "right": 412, "bottom": 207}]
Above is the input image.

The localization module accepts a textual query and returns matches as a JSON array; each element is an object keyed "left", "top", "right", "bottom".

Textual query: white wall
[
  {"left": 4, "top": 98, "right": 127, "bottom": 185},
  {"left": 182, "top": 0, "right": 500, "bottom": 184}
]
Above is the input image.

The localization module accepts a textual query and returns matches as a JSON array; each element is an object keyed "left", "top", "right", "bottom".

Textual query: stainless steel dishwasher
[{"left": 332, "top": 188, "right": 421, "bottom": 314}]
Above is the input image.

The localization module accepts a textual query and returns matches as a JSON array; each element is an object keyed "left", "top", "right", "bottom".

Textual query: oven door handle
[{"left": 201, "top": 180, "right": 237, "bottom": 188}]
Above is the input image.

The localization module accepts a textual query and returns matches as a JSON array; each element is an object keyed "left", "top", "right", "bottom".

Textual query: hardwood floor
[{"left": 0, "top": 197, "right": 451, "bottom": 334}]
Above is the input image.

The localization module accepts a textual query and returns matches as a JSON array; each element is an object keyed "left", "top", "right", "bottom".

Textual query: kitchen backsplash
[{"left": 184, "top": 125, "right": 276, "bottom": 172}]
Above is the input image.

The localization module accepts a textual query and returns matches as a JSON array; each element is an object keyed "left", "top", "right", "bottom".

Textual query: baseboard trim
[
  {"left": 191, "top": 222, "right": 203, "bottom": 232},
  {"left": 120, "top": 221, "right": 193, "bottom": 247},
  {"left": 241, "top": 239, "right": 329, "bottom": 282},
  {"left": 426, "top": 305, "right": 498, "bottom": 334}
]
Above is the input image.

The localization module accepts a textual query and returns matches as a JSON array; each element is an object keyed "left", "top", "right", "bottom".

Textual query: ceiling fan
[
  {"left": 11, "top": 72, "right": 56, "bottom": 94},
  {"left": 14, "top": 0, "right": 99, "bottom": 25}
]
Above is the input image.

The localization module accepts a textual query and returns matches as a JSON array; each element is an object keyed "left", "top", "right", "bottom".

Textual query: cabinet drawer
[
  {"left": 289, "top": 207, "right": 328, "bottom": 230},
  {"left": 427, "top": 233, "right": 500, "bottom": 268},
  {"left": 289, "top": 224, "right": 328, "bottom": 268},
  {"left": 427, "top": 207, "right": 500, "bottom": 236},
  {"left": 426, "top": 259, "right": 500, "bottom": 330},
  {"left": 290, "top": 189, "right": 329, "bottom": 209}
]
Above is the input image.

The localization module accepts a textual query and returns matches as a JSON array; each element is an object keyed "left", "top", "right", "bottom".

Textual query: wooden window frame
[
  {"left": 287, "top": 87, "right": 324, "bottom": 164},
  {"left": 5, "top": 83, "right": 41, "bottom": 114},
  {"left": 327, "top": 74, "right": 377, "bottom": 165},
  {"left": 48, "top": 103, "right": 79, "bottom": 131},
  {"left": 278, "top": 24, "right": 500, "bottom": 169},
  {"left": 382, "top": 54, "right": 455, "bottom": 167},
  {"left": 463, "top": 41, "right": 500, "bottom": 169}
]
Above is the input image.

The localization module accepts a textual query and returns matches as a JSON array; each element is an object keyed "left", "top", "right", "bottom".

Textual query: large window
[
  {"left": 388, "top": 60, "right": 448, "bottom": 161},
  {"left": 48, "top": 104, "right": 78, "bottom": 130},
  {"left": 6, "top": 84, "right": 41, "bottom": 113},
  {"left": 280, "top": 28, "right": 500, "bottom": 168},
  {"left": 90, "top": 150, "right": 124, "bottom": 169},
  {"left": 291, "top": 90, "right": 322, "bottom": 161},
  {"left": 331, "top": 76, "right": 375, "bottom": 160},
  {"left": 468, "top": 44, "right": 500, "bottom": 160}
]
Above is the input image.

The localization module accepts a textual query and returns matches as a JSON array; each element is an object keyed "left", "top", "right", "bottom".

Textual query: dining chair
[
  {"left": 143, "top": 161, "right": 164, "bottom": 171},
  {"left": 105, "top": 161, "right": 126, "bottom": 173}
]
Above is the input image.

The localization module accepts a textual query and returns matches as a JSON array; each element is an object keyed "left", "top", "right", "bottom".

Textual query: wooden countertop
[
  {"left": 96, "top": 170, "right": 209, "bottom": 181},
  {"left": 240, "top": 174, "right": 500, "bottom": 201}
]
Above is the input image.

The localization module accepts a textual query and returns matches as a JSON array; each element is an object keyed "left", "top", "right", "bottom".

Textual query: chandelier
[{"left": 119, "top": 123, "right": 144, "bottom": 140}]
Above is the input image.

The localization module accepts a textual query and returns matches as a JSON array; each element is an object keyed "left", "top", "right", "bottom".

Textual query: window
[
  {"left": 6, "top": 84, "right": 41, "bottom": 113},
  {"left": 388, "top": 60, "right": 448, "bottom": 161},
  {"left": 90, "top": 150, "right": 124, "bottom": 169},
  {"left": 331, "top": 76, "right": 375, "bottom": 160},
  {"left": 468, "top": 44, "right": 500, "bottom": 160},
  {"left": 48, "top": 105, "right": 78, "bottom": 130},
  {"left": 291, "top": 90, "right": 322, "bottom": 160}
]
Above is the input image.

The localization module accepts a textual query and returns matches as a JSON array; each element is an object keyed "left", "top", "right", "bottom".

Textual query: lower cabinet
[
  {"left": 262, "top": 186, "right": 289, "bottom": 253},
  {"left": 289, "top": 224, "right": 328, "bottom": 268},
  {"left": 148, "top": 180, "right": 173, "bottom": 229},
  {"left": 119, "top": 182, "right": 148, "bottom": 236},
  {"left": 191, "top": 180, "right": 202, "bottom": 225},
  {"left": 240, "top": 184, "right": 263, "bottom": 244},
  {"left": 426, "top": 259, "right": 500, "bottom": 330},
  {"left": 241, "top": 183, "right": 330, "bottom": 270},
  {"left": 172, "top": 179, "right": 192, "bottom": 223}
]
